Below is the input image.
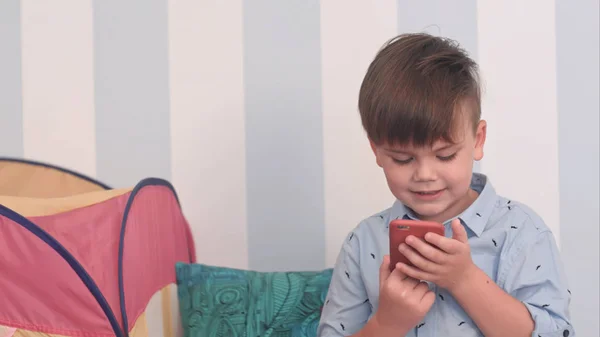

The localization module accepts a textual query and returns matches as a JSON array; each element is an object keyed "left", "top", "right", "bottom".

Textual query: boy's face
[{"left": 370, "top": 118, "right": 487, "bottom": 224}]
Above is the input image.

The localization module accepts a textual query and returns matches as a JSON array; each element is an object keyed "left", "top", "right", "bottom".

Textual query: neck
[{"left": 418, "top": 188, "right": 479, "bottom": 224}]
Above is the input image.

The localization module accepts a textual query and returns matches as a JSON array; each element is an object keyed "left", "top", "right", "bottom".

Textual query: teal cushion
[{"left": 175, "top": 262, "right": 333, "bottom": 337}]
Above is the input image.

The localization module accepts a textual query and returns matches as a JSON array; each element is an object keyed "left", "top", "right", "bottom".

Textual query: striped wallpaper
[{"left": 0, "top": 0, "right": 597, "bottom": 334}]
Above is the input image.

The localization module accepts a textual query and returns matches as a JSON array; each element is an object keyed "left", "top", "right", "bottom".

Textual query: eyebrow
[
  {"left": 384, "top": 148, "right": 411, "bottom": 155},
  {"left": 384, "top": 144, "right": 457, "bottom": 154},
  {"left": 434, "top": 144, "right": 458, "bottom": 151}
]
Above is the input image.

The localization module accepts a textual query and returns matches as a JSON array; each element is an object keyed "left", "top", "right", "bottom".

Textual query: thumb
[
  {"left": 379, "top": 255, "right": 392, "bottom": 287},
  {"left": 451, "top": 218, "right": 469, "bottom": 243}
]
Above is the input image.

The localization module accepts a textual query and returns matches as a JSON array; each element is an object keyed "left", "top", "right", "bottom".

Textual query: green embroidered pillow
[{"left": 175, "top": 262, "right": 333, "bottom": 337}]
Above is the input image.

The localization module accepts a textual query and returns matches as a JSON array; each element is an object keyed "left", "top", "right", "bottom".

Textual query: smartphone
[{"left": 389, "top": 219, "right": 445, "bottom": 271}]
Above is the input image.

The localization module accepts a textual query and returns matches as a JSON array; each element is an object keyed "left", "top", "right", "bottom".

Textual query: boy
[{"left": 317, "top": 33, "right": 573, "bottom": 337}]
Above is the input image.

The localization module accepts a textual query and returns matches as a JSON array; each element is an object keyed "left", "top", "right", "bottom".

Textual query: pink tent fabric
[{"left": 0, "top": 180, "right": 196, "bottom": 337}]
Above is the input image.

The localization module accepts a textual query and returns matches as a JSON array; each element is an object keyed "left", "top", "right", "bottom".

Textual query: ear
[
  {"left": 369, "top": 139, "right": 383, "bottom": 167},
  {"left": 473, "top": 120, "right": 487, "bottom": 161}
]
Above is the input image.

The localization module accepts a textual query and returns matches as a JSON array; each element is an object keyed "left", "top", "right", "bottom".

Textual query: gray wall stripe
[
  {"left": 397, "top": 0, "right": 478, "bottom": 60},
  {"left": 0, "top": 1, "right": 23, "bottom": 157},
  {"left": 93, "top": 0, "right": 171, "bottom": 188},
  {"left": 556, "top": 0, "right": 599, "bottom": 334},
  {"left": 396, "top": 0, "right": 481, "bottom": 172},
  {"left": 244, "top": 1, "right": 325, "bottom": 272}
]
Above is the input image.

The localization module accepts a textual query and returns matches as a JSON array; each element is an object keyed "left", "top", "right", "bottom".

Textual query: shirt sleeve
[
  {"left": 500, "top": 230, "right": 575, "bottom": 337},
  {"left": 317, "top": 230, "right": 372, "bottom": 337}
]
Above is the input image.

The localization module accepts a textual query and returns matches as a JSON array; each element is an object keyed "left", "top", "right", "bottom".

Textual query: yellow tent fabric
[
  {"left": 0, "top": 158, "right": 110, "bottom": 198},
  {"left": 3, "top": 313, "right": 149, "bottom": 337},
  {"left": 0, "top": 188, "right": 132, "bottom": 217}
]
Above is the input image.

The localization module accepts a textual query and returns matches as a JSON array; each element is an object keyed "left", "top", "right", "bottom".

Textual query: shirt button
[{"left": 563, "top": 329, "right": 570, "bottom": 337}]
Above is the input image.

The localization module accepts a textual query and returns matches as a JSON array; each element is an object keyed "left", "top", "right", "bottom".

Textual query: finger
[
  {"left": 397, "top": 262, "right": 435, "bottom": 282},
  {"left": 421, "top": 289, "right": 436, "bottom": 308},
  {"left": 405, "top": 235, "right": 447, "bottom": 264},
  {"left": 451, "top": 219, "right": 469, "bottom": 243},
  {"left": 413, "top": 281, "right": 431, "bottom": 294},
  {"left": 412, "top": 282, "right": 433, "bottom": 303},
  {"left": 389, "top": 262, "right": 419, "bottom": 286},
  {"left": 424, "top": 232, "right": 461, "bottom": 254},
  {"left": 399, "top": 243, "right": 439, "bottom": 273}
]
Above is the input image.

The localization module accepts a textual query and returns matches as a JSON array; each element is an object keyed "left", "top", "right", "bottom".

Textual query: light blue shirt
[{"left": 317, "top": 173, "right": 574, "bottom": 337}]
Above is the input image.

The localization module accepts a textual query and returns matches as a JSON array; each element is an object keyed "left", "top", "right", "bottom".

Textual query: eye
[
  {"left": 437, "top": 153, "right": 457, "bottom": 162},
  {"left": 392, "top": 157, "right": 413, "bottom": 165}
]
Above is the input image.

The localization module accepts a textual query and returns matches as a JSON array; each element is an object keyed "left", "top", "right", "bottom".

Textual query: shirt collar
[{"left": 389, "top": 173, "right": 497, "bottom": 237}]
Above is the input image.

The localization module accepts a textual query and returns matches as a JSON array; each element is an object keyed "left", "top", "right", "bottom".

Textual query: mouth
[
  {"left": 414, "top": 190, "right": 440, "bottom": 194},
  {"left": 411, "top": 189, "right": 445, "bottom": 199},
  {"left": 413, "top": 189, "right": 443, "bottom": 194}
]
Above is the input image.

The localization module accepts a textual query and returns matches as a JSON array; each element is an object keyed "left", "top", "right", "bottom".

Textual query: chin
[{"left": 407, "top": 204, "right": 448, "bottom": 221}]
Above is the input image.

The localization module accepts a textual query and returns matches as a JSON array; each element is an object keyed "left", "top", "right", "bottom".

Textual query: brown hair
[{"left": 358, "top": 33, "right": 481, "bottom": 147}]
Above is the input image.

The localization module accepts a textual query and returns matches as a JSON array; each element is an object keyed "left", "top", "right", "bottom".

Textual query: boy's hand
[
  {"left": 397, "top": 219, "right": 478, "bottom": 293},
  {"left": 373, "top": 255, "right": 435, "bottom": 336}
]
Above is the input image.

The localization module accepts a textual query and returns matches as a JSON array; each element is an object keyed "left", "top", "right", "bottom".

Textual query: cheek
[
  {"left": 443, "top": 158, "right": 474, "bottom": 188},
  {"left": 382, "top": 165, "right": 410, "bottom": 189}
]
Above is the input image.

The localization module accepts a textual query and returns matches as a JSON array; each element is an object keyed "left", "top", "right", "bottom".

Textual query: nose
[{"left": 413, "top": 161, "right": 437, "bottom": 182}]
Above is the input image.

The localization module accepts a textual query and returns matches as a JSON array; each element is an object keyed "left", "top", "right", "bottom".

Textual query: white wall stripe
[
  {"left": 321, "top": 0, "right": 398, "bottom": 267},
  {"left": 20, "top": 0, "right": 96, "bottom": 176},
  {"left": 145, "top": 291, "right": 164, "bottom": 337},
  {"left": 168, "top": 0, "right": 248, "bottom": 270},
  {"left": 477, "top": 0, "right": 560, "bottom": 242}
]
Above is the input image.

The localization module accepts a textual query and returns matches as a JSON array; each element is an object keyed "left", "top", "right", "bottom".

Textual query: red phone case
[{"left": 389, "top": 219, "right": 445, "bottom": 271}]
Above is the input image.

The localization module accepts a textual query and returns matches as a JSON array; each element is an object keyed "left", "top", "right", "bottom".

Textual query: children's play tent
[{"left": 0, "top": 157, "right": 196, "bottom": 337}]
